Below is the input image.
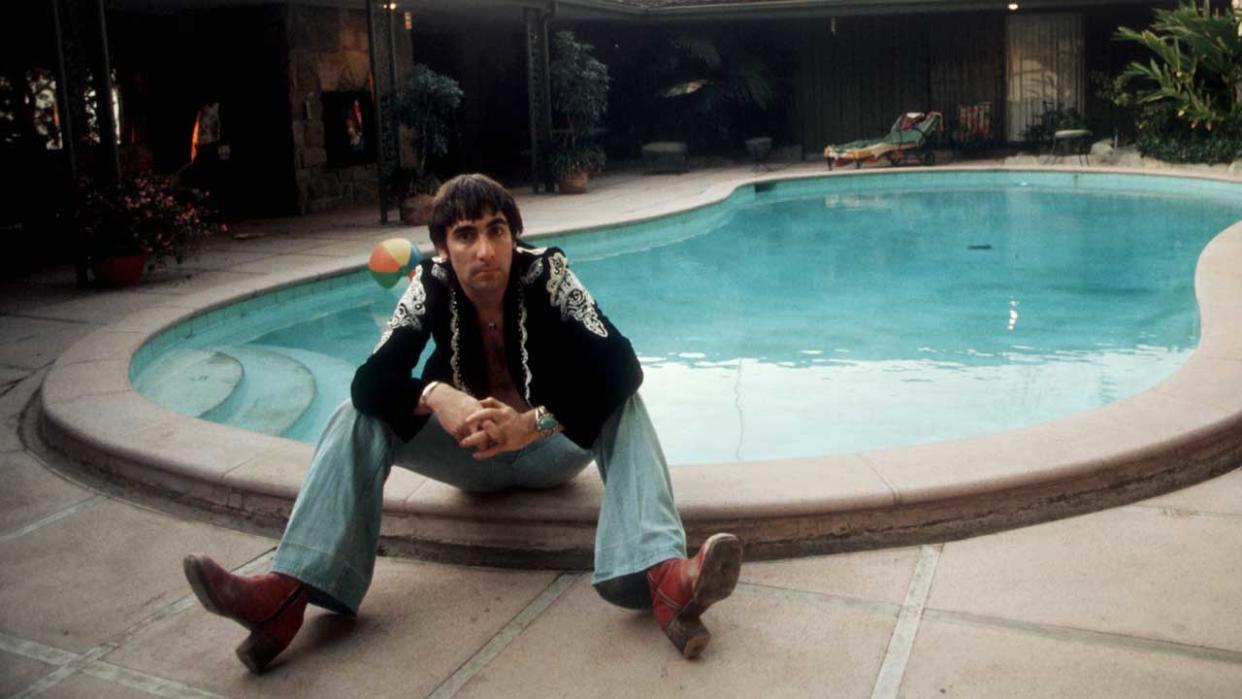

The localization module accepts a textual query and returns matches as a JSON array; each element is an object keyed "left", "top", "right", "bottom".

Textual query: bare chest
[{"left": 480, "top": 328, "right": 528, "bottom": 411}]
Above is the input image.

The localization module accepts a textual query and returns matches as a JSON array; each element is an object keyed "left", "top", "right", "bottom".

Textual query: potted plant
[
  {"left": 76, "top": 175, "right": 219, "bottom": 287},
  {"left": 548, "top": 31, "right": 610, "bottom": 193},
  {"left": 396, "top": 64, "right": 463, "bottom": 224}
]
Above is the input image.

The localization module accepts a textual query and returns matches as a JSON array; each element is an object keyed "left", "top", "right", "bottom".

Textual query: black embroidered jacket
[{"left": 351, "top": 245, "right": 643, "bottom": 449}]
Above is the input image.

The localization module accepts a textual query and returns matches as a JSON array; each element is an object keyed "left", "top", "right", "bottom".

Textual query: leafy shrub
[
  {"left": 1135, "top": 104, "right": 1242, "bottom": 163},
  {"left": 1113, "top": 1, "right": 1242, "bottom": 138},
  {"left": 76, "top": 175, "right": 220, "bottom": 268}
]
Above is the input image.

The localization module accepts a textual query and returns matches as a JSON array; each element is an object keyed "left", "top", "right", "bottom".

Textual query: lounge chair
[{"left": 823, "top": 112, "right": 943, "bottom": 170}]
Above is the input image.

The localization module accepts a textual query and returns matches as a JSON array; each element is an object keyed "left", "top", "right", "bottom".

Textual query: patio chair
[
  {"left": 953, "top": 102, "right": 993, "bottom": 150},
  {"left": 823, "top": 112, "right": 943, "bottom": 170}
]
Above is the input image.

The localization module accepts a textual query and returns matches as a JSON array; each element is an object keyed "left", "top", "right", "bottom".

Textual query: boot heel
[
  {"left": 664, "top": 615, "right": 711, "bottom": 659},
  {"left": 236, "top": 630, "right": 284, "bottom": 673}
]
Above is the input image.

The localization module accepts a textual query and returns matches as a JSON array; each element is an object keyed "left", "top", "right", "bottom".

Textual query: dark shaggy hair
[{"left": 428, "top": 174, "right": 524, "bottom": 250}]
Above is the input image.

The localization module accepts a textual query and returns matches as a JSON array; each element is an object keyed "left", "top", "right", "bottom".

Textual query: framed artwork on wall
[{"left": 322, "top": 91, "right": 376, "bottom": 166}]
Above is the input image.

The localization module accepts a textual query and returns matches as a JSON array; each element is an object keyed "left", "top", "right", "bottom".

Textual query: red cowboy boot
[
  {"left": 182, "top": 554, "right": 309, "bottom": 673},
  {"left": 647, "top": 533, "right": 743, "bottom": 659}
]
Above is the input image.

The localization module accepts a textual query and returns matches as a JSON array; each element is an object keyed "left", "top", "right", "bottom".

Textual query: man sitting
[{"left": 182, "top": 173, "right": 743, "bottom": 672}]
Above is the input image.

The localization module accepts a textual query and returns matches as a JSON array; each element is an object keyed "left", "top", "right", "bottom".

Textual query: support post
[
  {"left": 524, "top": 5, "right": 554, "bottom": 193},
  {"left": 51, "top": 0, "right": 90, "bottom": 286},
  {"left": 50, "top": 0, "right": 78, "bottom": 185},
  {"left": 387, "top": 1, "right": 400, "bottom": 155},
  {"left": 365, "top": 0, "right": 385, "bottom": 223},
  {"left": 92, "top": 0, "right": 120, "bottom": 185}
]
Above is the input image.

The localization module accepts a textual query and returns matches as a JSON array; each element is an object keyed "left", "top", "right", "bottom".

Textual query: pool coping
[{"left": 38, "top": 165, "right": 1242, "bottom": 567}]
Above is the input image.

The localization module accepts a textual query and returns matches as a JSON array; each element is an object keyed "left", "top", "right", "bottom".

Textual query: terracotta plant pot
[
  {"left": 400, "top": 193, "right": 435, "bottom": 226},
  {"left": 558, "top": 170, "right": 589, "bottom": 194},
  {"left": 92, "top": 254, "right": 148, "bottom": 288}
]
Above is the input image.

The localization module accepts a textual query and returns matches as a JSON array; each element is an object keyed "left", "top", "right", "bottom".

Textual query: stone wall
[{"left": 286, "top": 4, "right": 388, "bottom": 214}]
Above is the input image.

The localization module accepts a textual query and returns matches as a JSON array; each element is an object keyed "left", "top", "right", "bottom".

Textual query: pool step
[
  {"left": 132, "top": 348, "right": 243, "bottom": 418},
  {"left": 202, "top": 345, "right": 316, "bottom": 436},
  {"left": 256, "top": 346, "right": 357, "bottom": 442}
]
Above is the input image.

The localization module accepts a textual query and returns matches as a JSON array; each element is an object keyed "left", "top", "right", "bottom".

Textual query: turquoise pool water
[{"left": 132, "top": 171, "right": 1242, "bottom": 465}]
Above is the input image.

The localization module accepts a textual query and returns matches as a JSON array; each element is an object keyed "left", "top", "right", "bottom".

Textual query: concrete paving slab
[
  {"left": 1138, "top": 467, "right": 1242, "bottom": 517},
  {"left": 859, "top": 426, "right": 1087, "bottom": 506},
  {"left": 927, "top": 507, "right": 1242, "bottom": 653},
  {"left": 175, "top": 250, "right": 276, "bottom": 272},
  {"left": 1155, "top": 354, "right": 1242, "bottom": 413},
  {"left": 0, "top": 370, "right": 38, "bottom": 411},
  {"left": 53, "top": 330, "right": 146, "bottom": 366},
  {"left": 740, "top": 547, "right": 922, "bottom": 605},
  {"left": 20, "top": 267, "right": 82, "bottom": 286},
  {"left": 40, "top": 391, "right": 178, "bottom": 458},
  {"left": 0, "top": 452, "right": 92, "bottom": 533},
  {"left": 30, "top": 290, "right": 190, "bottom": 325},
  {"left": 221, "top": 441, "right": 314, "bottom": 502},
  {"left": 0, "top": 498, "right": 272, "bottom": 652},
  {"left": 1062, "top": 388, "right": 1236, "bottom": 450},
  {"left": 0, "top": 316, "right": 94, "bottom": 370},
  {"left": 41, "top": 360, "right": 132, "bottom": 405},
  {"left": 0, "top": 281, "right": 87, "bottom": 315},
  {"left": 225, "top": 220, "right": 301, "bottom": 238},
  {"left": 287, "top": 227, "right": 386, "bottom": 241},
  {"left": 1199, "top": 298, "right": 1242, "bottom": 361},
  {"left": 104, "top": 305, "right": 196, "bottom": 334},
  {"left": 455, "top": 577, "right": 897, "bottom": 698},
  {"left": 128, "top": 268, "right": 257, "bottom": 296},
  {"left": 0, "top": 365, "right": 31, "bottom": 385},
  {"left": 673, "top": 456, "right": 896, "bottom": 518},
  {"left": 40, "top": 672, "right": 157, "bottom": 699},
  {"left": 103, "top": 557, "right": 559, "bottom": 698},
  {"left": 0, "top": 649, "right": 57, "bottom": 696},
  {"left": 203, "top": 235, "right": 327, "bottom": 255},
  {"left": 298, "top": 240, "right": 371, "bottom": 258},
  {"left": 227, "top": 254, "right": 349, "bottom": 276},
  {"left": 0, "top": 369, "right": 44, "bottom": 452},
  {"left": 900, "top": 614, "right": 1242, "bottom": 698},
  {"left": 221, "top": 440, "right": 426, "bottom": 511}
]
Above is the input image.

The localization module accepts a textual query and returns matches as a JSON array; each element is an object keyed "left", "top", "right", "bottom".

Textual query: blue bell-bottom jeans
[{"left": 271, "top": 394, "right": 686, "bottom": 615}]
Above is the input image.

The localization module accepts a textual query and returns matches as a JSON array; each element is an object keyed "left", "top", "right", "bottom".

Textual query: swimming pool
[{"left": 130, "top": 170, "right": 1242, "bottom": 465}]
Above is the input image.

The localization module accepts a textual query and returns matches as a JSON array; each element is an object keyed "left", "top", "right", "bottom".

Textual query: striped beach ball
[{"left": 368, "top": 238, "right": 420, "bottom": 288}]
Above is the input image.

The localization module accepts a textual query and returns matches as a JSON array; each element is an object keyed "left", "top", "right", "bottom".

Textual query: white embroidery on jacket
[
  {"left": 546, "top": 252, "right": 607, "bottom": 338},
  {"left": 430, "top": 262, "right": 449, "bottom": 284},
  {"left": 449, "top": 288, "right": 468, "bottom": 394},
  {"left": 374, "top": 265, "right": 427, "bottom": 352},
  {"left": 521, "top": 258, "right": 544, "bottom": 286},
  {"left": 518, "top": 285, "right": 532, "bottom": 402}
]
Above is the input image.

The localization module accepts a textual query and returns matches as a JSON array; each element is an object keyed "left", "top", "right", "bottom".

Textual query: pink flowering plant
[{"left": 77, "top": 175, "right": 223, "bottom": 269}]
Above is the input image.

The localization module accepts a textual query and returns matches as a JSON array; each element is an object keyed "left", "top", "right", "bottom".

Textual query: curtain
[{"left": 1005, "top": 13, "right": 1084, "bottom": 142}]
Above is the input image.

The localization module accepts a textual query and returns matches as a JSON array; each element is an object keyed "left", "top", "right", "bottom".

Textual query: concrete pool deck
[
  {"left": 34, "top": 163, "right": 1242, "bottom": 566},
  {"left": 3, "top": 160, "right": 1242, "bottom": 696}
]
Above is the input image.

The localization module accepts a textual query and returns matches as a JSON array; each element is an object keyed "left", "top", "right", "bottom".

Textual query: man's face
[{"left": 436, "top": 209, "right": 515, "bottom": 298}]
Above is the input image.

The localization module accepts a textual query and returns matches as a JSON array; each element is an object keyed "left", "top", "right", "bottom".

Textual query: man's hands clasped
[
  {"left": 420, "top": 384, "right": 541, "bottom": 460},
  {"left": 459, "top": 398, "right": 540, "bottom": 459}
]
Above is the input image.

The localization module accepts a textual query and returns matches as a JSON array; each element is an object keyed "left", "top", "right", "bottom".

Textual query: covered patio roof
[
  {"left": 550, "top": 0, "right": 1169, "bottom": 19},
  {"left": 111, "top": 0, "right": 1170, "bottom": 20}
]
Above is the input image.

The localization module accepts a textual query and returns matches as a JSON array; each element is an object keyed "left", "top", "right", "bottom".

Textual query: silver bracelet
[{"left": 420, "top": 381, "right": 441, "bottom": 406}]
